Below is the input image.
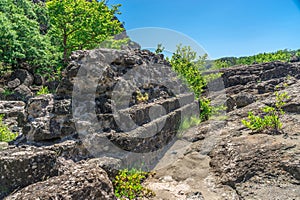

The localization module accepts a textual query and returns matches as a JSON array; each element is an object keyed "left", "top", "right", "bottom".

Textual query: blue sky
[{"left": 108, "top": 0, "right": 300, "bottom": 59}]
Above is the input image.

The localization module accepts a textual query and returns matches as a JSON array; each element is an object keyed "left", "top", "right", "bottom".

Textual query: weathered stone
[
  {"left": 0, "top": 146, "right": 58, "bottom": 198},
  {"left": 220, "top": 61, "right": 300, "bottom": 90},
  {"left": 13, "top": 84, "right": 33, "bottom": 99},
  {"left": 226, "top": 96, "right": 235, "bottom": 112},
  {"left": 234, "top": 92, "right": 256, "bottom": 108},
  {"left": 23, "top": 95, "right": 54, "bottom": 141},
  {"left": 88, "top": 157, "right": 122, "bottom": 179},
  {"left": 7, "top": 78, "right": 20, "bottom": 89},
  {"left": 0, "top": 101, "right": 26, "bottom": 134},
  {"left": 44, "top": 140, "right": 90, "bottom": 162},
  {"left": 290, "top": 55, "right": 299, "bottom": 62},
  {"left": 33, "top": 74, "right": 44, "bottom": 86},
  {"left": 6, "top": 158, "right": 116, "bottom": 200},
  {"left": 0, "top": 142, "right": 8, "bottom": 150},
  {"left": 45, "top": 80, "right": 59, "bottom": 91},
  {"left": 53, "top": 98, "right": 72, "bottom": 115},
  {"left": 10, "top": 69, "right": 34, "bottom": 86},
  {"left": 26, "top": 94, "right": 54, "bottom": 119}
]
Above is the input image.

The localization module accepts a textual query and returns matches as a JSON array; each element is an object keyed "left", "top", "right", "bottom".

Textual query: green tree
[
  {"left": 46, "top": 0, "right": 124, "bottom": 63},
  {"left": 0, "top": 0, "right": 56, "bottom": 68}
]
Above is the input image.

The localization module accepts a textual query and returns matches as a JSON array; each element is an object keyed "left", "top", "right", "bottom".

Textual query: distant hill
[{"left": 212, "top": 49, "right": 300, "bottom": 69}]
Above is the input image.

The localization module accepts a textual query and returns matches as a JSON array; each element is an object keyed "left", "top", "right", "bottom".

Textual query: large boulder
[
  {"left": 209, "top": 134, "right": 300, "bottom": 200},
  {"left": 10, "top": 69, "right": 34, "bottom": 87},
  {"left": 234, "top": 92, "right": 256, "bottom": 108},
  {"left": 23, "top": 94, "right": 75, "bottom": 142},
  {"left": 0, "top": 146, "right": 58, "bottom": 198},
  {"left": 5, "top": 158, "right": 116, "bottom": 200}
]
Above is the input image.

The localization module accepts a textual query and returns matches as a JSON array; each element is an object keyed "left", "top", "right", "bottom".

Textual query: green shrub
[
  {"left": 170, "top": 44, "right": 212, "bottom": 120},
  {"left": 242, "top": 91, "right": 290, "bottom": 133},
  {"left": 203, "top": 72, "right": 223, "bottom": 83},
  {"left": 46, "top": 0, "right": 124, "bottom": 63},
  {"left": 211, "top": 60, "right": 231, "bottom": 69},
  {"left": 0, "top": 114, "right": 18, "bottom": 142},
  {"left": 113, "top": 168, "right": 155, "bottom": 200},
  {"left": 37, "top": 86, "right": 50, "bottom": 95},
  {"left": 170, "top": 44, "right": 207, "bottom": 98}
]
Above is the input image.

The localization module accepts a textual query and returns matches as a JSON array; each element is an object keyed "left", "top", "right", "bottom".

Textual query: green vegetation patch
[
  {"left": 213, "top": 49, "right": 300, "bottom": 69},
  {"left": 113, "top": 168, "right": 155, "bottom": 200},
  {"left": 37, "top": 86, "right": 50, "bottom": 96},
  {"left": 0, "top": 114, "right": 18, "bottom": 142},
  {"left": 242, "top": 91, "right": 290, "bottom": 134}
]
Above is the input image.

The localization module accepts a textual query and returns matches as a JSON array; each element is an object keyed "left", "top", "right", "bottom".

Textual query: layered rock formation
[
  {"left": 0, "top": 48, "right": 198, "bottom": 199},
  {"left": 143, "top": 61, "right": 300, "bottom": 200},
  {"left": 1, "top": 47, "right": 300, "bottom": 199}
]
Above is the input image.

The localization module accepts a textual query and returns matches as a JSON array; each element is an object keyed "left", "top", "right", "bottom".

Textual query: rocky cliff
[
  {"left": 0, "top": 48, "right": 299, "bottom": 199},
  {"left": 143, "top": 61, "right": 300, "bottom": 200},
  {"left": 0, "top": 48, "right": 198, "bottom": 199}
]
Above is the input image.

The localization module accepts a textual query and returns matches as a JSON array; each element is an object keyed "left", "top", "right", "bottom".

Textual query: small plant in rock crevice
[
  {"left": 113, "top": 168, "right": 155, "bottom": 200},
  {"left": 135, "top": 91, "right": 149, "bottom": 104},
  {"left": 0, "top": 114, "right": 18, "bottom": 142},
  {"left": 37, "top": 86, "right": 50, "bottom": 96},
  {"left": 242, "top": 91, "right": 290, "bottom": 134}
]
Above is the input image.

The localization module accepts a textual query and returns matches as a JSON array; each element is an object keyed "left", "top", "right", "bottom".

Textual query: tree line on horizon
[{"left": 212, "top": 49, "right": 300, "bottom": 69}]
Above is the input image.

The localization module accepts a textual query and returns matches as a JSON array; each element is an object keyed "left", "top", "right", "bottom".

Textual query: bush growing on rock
[
  {"left": 113, "top": 168, "right": 155, "bottom": 200},
  {"left": 170, "top": 44, "right": 212, "bottom": 120},
  {"left": 242, "top": 91, "right": 290, "bottom": 133}
]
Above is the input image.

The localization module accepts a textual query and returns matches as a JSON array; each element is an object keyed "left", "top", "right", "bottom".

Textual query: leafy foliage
[
  {"left": 213, "top": 49, "right": 300, "bottom": 69},
  {"left": 46, "top": 0, "right": 124, "bottom": 63},
  {"left": 0, "top": 0, "right": 58, "bottom": 68},
  {"left": 203, "top": 72, "right": 222, "bottom": 83},
  {"left": 136, "top": 90, "right": 149, "bottom": 104},
  {"left": 242, "top": 91, "right": 290, "bottom": 133},
  {"left": 0, "top": 114, "right": 18, "bottom": 142},
  {"left": 0, "top": 0, "right": 126, "bottom": 79},
  {"left": 155, "top": 43, "right": 165, "bottom": 54},
  {"left": 99, "top": 36, "right": 130, "bottom": 50},
  {"left": 37, "top": 86, "right": 50, "bottom": 96},
  {"left": 0, "top": 62, "right": 12, "bottom": 77},
  {"left": 113, "top": 168, "right": 155, "bottom": 200},
  {"left": 170, "top": 44, "right": 211, "bottom": 120}
]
